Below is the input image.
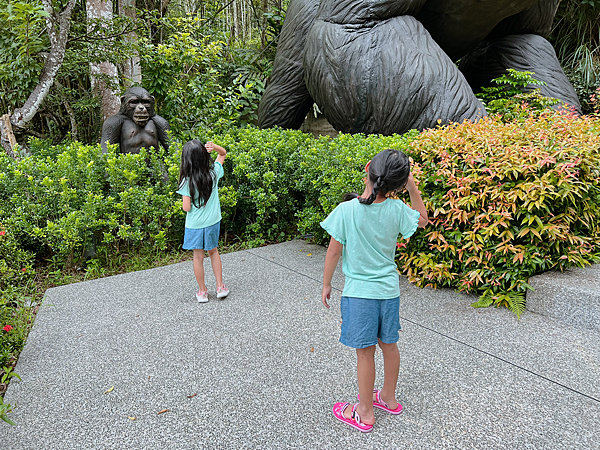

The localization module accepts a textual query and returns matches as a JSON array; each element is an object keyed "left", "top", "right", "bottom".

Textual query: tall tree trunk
[
  {"left": 87, "top": 0, "right": 121, "bottom": 121},
  {"left": 232, "top": 0, "right": 237, "bottom": 41},
  {"left": 119, "top": 0, "right": 142, "bottom": 87},
  {"left": 261, "top": 0, "right": 269, "bottom": 48},
  {"left": 9, "top": 0, "right": 77, "bottom": 129},
  {"left": 1, "top": 115, "right": 17, "bottom": 156}
]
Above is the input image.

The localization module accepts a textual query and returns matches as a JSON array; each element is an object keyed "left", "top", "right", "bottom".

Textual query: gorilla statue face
[{"left": 119, "top": 87, "right": 156, "bottom": 127}]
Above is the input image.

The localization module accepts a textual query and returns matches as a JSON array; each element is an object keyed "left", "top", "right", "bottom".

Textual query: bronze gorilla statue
[
  {"left": 258, "top": 0, "right": 581, "bottom": 135},
  {"left": 101, "top": 87, "right": 170, "bottom": 154}
]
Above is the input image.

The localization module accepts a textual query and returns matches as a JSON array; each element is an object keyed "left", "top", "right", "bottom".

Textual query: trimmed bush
[
  {"left": 293, "top": 131, "right": 419, "bottom": 242},
  {"left": 398, "top": 112, "right": 600, "bottom": 316},
  {"left": 1, "top": 111, "right": 599, "bottom": 318},
  {"left": 0, "top": 224, "right": 34, "bottom": 293},
  {"left": 0, "top": 140, "right": 184, "bottom": 266}
]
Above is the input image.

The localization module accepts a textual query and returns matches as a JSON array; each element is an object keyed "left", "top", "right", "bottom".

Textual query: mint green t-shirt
[
  {"left": 176, "top": 161, "right": 224, "bottom": 229},
  {"left": 320, "top": 198, "right": 420, "bottom": 299}
]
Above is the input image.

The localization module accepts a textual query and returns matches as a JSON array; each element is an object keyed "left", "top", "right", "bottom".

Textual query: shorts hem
[
  {"left": 340, "top": 338, "right": 378, "bottom": 349},
  {"left": 183, "top": 245, "right": 218, "bottom": 251}
]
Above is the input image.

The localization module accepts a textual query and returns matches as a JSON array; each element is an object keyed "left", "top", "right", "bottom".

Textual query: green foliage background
[{"left": 2, "top": 112, "right": 599, "bottom": 312}]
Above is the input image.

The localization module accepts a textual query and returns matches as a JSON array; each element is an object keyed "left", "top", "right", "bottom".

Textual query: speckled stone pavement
[{"left": 3, "top": 240, "right": 600, "bottom": 449}]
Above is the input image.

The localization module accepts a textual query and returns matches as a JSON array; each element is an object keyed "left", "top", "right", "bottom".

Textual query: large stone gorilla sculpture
[{"left": 258, "top": 0, "right": 581, "bottom": 135}]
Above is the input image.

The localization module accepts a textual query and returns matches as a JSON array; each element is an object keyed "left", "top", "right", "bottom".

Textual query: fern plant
[
  {"left": 471, "top": 289, "right": 527, "bottom": 319},
  {"left": 477, "top": 69, "right": 547, "bottom": 102}
]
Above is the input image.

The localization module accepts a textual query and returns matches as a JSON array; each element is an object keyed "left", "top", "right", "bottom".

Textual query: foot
[
  {"left": 344, "top": 403, "right": 375, "bottom": 426},
  {"left": 332, "top": 402, "right": 374, "bottom": 432},
  {"left": 196, "top": 290, "right": 208, "bottom": 303},
  {"left": 216, "top": 284, "right": 229, "bottom": 299},
  {"left": 358, "top": 389, "right": 403, "bottom": 415},
  {"left": 374, "top": 390, "right": 398, "bottom": 411}
]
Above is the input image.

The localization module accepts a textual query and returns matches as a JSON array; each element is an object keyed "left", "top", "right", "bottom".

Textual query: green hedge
[
  {"left": 0, "top": 141, "right": 183, "bottom": 265},
  {"left": 1, "top": 111, "right": 599, "bottom": 318}
]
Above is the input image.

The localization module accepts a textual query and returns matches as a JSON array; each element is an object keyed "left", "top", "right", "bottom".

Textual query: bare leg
[
  {"left": 193, "top": 249, "right": 207, "bottom": 292},
  {"left": 344, "top": 345, "right": 376, "bottom": 425},
  {"left": 207, "top": 247, "right": 223, "bottom": 288},
  {"left": 378, "top": 339, "right": 400, "bottom": 409}
]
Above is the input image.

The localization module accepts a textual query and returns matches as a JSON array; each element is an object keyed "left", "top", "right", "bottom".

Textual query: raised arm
[
  {"left": 406, "top": 173, "right": 428, "bottom": 228},
  {"left": 205, "top": 141, "right": 227, "bottom": 165}
]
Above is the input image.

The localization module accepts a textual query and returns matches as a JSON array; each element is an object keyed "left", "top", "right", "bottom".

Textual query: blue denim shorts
[
  {"left": 182, "top": 221, "right": 220, "bottom": 251},
  {"left": 340, "top": 296, "right": 401, "bottom": 349}
]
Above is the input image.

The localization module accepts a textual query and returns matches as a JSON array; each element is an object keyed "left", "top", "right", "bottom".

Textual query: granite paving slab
[{"left": 3, "top": 240, "right": 599, "bottom": 449}]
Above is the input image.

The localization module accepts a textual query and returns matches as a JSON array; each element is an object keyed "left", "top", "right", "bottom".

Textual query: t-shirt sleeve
[
  {"left": 398, "top": 201, "right": 421, "bottom": 240},
  {"left": 176, "top": 178, "right": 190, "bottom": 197},
  {"left": 320, "top": 203, "right": 347, "bottom": 245},
  {"left": 214, "top": 161, "right": 224, "bottom": 181}
]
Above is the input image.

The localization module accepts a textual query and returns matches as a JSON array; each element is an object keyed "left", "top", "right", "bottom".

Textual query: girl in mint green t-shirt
[
  {"left": 177, "top": 140, "right": 229, "bottom": 303},
  {"left": 321, "top": 149, "right": 428, "bottom": 433}
]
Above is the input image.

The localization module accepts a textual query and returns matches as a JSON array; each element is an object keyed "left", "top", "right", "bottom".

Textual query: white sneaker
[
  {"left": 196, "top": 290, "right": 208, "bottom": 303},
  {"left": 216, "top": 284, "right": 229, "bottom": 299}
]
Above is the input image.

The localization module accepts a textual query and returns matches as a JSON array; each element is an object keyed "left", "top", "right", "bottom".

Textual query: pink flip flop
[
  {"left": 358, "top": 389, "right": 403, "bottom": 415},
  {"left": 332, "top": 402, "right": 374, "bottom": 433}
]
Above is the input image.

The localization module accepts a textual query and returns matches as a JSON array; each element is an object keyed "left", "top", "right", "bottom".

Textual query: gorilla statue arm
[
  {"left": 259, "top": 0, "right": 580, "bottom": 136},
  {"left": 101, "top": 113, "right": 127, "bottom": 154},
  {"left": 257, "top": 0, "right": 320, "bottom": 129},
  {"left": 153, "top": 114, "right": 171, "bottom": 151},
  {"left": 260, "top": 0, "right": 486, "bottom": 135}
]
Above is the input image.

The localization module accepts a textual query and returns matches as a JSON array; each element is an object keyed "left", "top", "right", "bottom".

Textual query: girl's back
[{"left": 321, "top": 197, "right": 419, "bottom": 299}]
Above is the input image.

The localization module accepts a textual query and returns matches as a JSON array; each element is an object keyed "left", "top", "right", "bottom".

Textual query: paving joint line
[{"left": 245, "top": 248, "right": 600, "bottom": 405}]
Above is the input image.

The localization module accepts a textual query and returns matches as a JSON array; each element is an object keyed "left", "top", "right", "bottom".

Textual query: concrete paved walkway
[{"left": 3, "top": 240, "right": 600, "bottom": 449}]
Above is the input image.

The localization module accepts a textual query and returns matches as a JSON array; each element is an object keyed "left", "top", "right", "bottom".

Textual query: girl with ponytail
[{"left": 321, "top": 149, "right": 428, "bottom": 432}]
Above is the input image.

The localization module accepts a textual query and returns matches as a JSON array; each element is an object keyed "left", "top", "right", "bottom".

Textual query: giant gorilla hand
[{"left": 258, "top": 0, "right": 581, "bottom": 136}]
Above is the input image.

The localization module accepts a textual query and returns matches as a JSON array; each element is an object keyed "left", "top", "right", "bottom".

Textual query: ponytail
[
  {"left": 358, "top": 176, "right": 385, "bottom": 205},
  {"left": 342, "top": 150, "right": 410, "bottom": 205},
  {"left": 358, "top": 149, "right": 410, "bottom": 205}
]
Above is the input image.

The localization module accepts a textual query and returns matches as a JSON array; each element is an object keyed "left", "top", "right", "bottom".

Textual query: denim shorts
[
  {"left": 340, "top": 296, "right": 401, "bottom": 349},
  {"left": 182, "top": 221, "right": 220, "bottom": 251}
]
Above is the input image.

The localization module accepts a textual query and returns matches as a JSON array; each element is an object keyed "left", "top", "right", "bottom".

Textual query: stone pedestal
[
  {"left": 527, "top": 264, "right": 600, "bottom": 331},
  {"left": 300, "top": 112, "right": 339, "bottom": 138}
]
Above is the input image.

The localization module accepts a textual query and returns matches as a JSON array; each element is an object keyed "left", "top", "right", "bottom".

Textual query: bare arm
[
  {"left": 406, "top": 173, "right": 429, "bottom": 228},
  {"left": 206, "top": 141, "right": 227, "bottom": 165},
  {"left": 182, "top": 195, "right": 191, "bottom": 212},
  {"left": 322, "top": 237, "right": 343, "bottom": 308}
]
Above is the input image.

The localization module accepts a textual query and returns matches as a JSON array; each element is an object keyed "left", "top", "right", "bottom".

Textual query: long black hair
[
  {"left": 178, "top": 139, "right": 216, "bottom": 208},
  {"left": 344, "top": 149, "right": 411, "bottom": 205}
]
